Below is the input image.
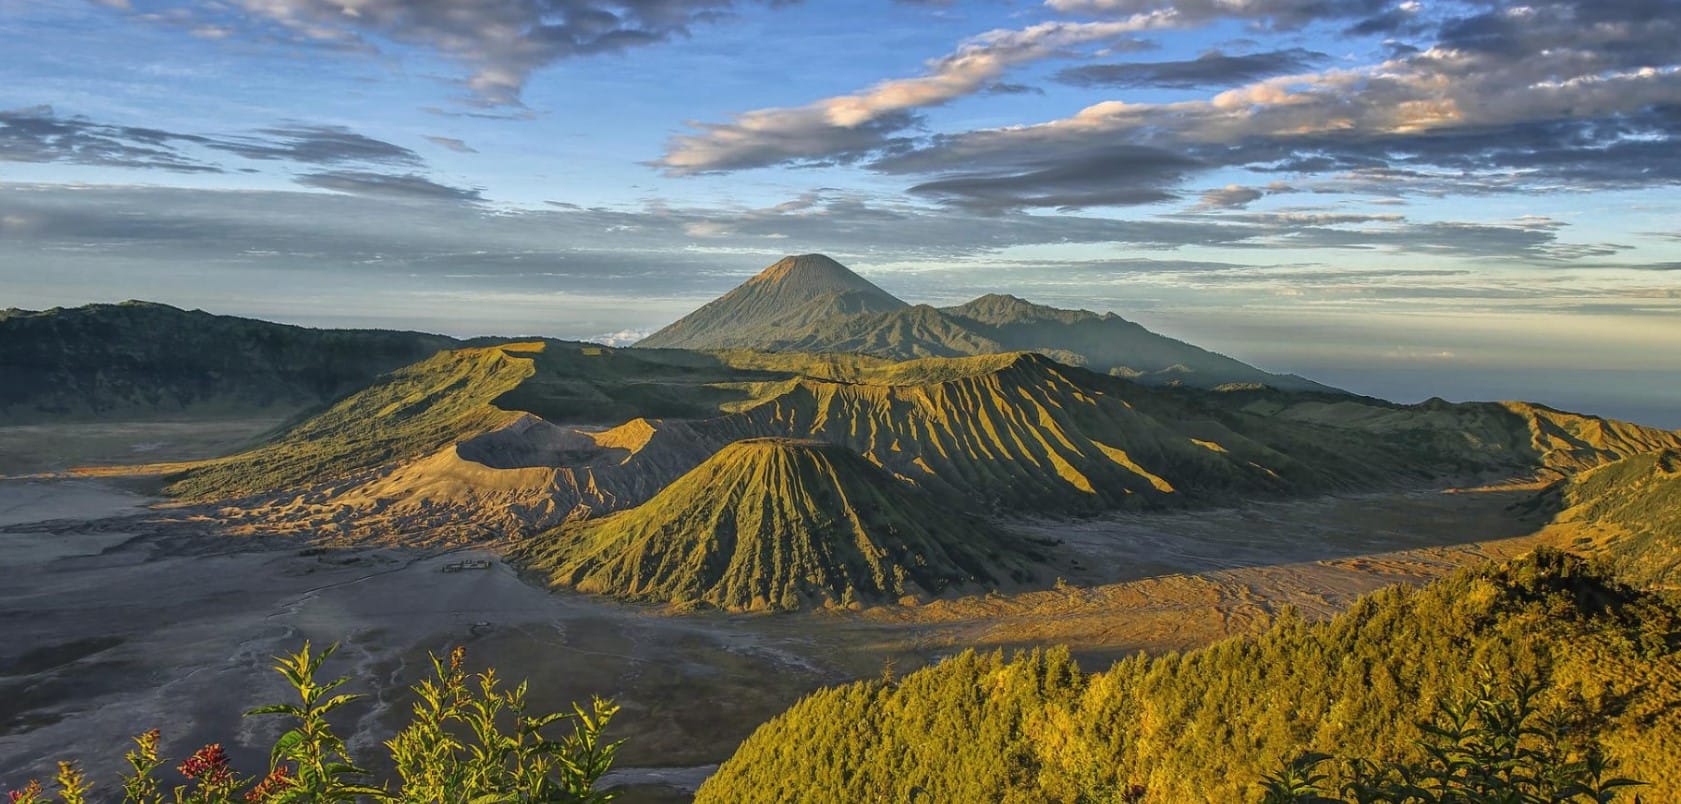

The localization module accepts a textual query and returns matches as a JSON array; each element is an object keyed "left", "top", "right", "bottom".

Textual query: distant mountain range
[
  {"left": 0, "top": 301, "right": 455, "bottom": 423},
  {"left": 15, "top": 256, "right": 1681, "bottom": 611},
  {"left": 638, "top": 254, "right": 1333, "bottom": 392}
]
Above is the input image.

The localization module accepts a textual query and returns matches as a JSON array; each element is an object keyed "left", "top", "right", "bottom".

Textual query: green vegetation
[
  {"left": 516, "top": 438, "right": 1041, "bottom": 610},
  {"left": 713, "top": 352, "right": 1488, "bottom": 512},
  {"left": 0, "top": 301, "right": 455, "bottom": 423},
  {"left": 1545, "top": 449, "right": 1681, "bottom": 587},
  {"left": 163, "top": 334, "right": 1681, "bottom": 544},
  {"left": 3, "top": 643, "right": 620, "bottom": 803},
  {"left": 1256, "top": 676, "right": 1643, "bottom": 802},
  {"left": 697, "top": 550, "right": 1681, "bottom": 802},
  {"left": 165, "top": 343, "right": 539, "bottom": 498}
]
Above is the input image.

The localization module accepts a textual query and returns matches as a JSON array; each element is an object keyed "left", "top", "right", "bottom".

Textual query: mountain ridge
[
  {"left": 514, "top": 437, "right": 1041, "bottom": 611},
  {"left": 635, "top": 253, "right": 1334, "bottom": 392},
  {"left": 153, "top": 342, "right": 1681, "bottom": 552},
  {"left": 0, "top": 300, "right": 458, "bottom": 424}
]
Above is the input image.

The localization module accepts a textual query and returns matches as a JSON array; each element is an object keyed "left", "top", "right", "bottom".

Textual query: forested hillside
[
  {"left": 1543, "top": 449, "right": 1681, "bottom": 588},
  {"left": 698, "top": 550, "right": 1681, "bottom": 802}
]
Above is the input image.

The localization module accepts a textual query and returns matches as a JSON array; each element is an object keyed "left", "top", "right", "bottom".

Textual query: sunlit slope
[
  {"left": 185, "top": 348, "right": 1681, "bottom": 545},
  {"left": 1237, "top": 392, "right": 1681, "bottom": 476},
  {"left": 695, "top": 353, "right": 1366, "bottom": 512},
  {"left": 164, "top": 342, "right": 540, "bottom": 499},
  {"left": 0, "top": 300, "right": 456, "bottom": 423},
  {"left": 1540, "top": 449, "right": 1681, "bottom": 587},
  {"left": 698, "top": 550, "right": 1681, "bottom": 802},
  {"left": 162, "top": 341, "right": 781, "bottom": 500},
  {"left": 516, "top": 438, "right": 1040, "bottom": 611},
  {"left": 637, "top": 254, "right": 908, "bottom": 350}
]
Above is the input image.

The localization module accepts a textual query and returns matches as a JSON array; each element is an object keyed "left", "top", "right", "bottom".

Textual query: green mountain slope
[
  {"left": 170, "top": 346, "right": 1681, "bottom": 548},
  {"left": 0, "top": 301, "right": 456, "bottom": 423},
  {"left": 697, "top": 550, "right": 1681, "bottom": 802},
  {"left": 163, "top": 341, "right": 780, "bottom": 501},
  {"left": 701, "top": 353, "right": 1372, "bottom": 512},
  {"left": 636, "top": 254, "right": 908, "bottom": 350},
  {"left": 515, "top": 438, "right": 1040, "bottom": 611},
  {"left": 1540, "top": 449, "right": 1681, "bottom": 588},
  {"left": 1236, "top": 392, "right": 1681, "bottom": 476}
]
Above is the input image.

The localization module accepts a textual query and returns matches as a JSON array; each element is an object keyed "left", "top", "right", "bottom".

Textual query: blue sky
[{"left": 2, "top": 0, "right": 1679, "bottom": 425}]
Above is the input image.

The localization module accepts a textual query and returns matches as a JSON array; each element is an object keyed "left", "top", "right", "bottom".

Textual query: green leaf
[
  {"left": 269, "top": 729, "right": 306, "bottom": 766},
  {"left": 246, "top": 704, "right": 304, "bottom": 717}
]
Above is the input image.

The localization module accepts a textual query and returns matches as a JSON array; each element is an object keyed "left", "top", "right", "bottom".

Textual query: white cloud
[{"left": 657, "top": 15, "right": 1177, "bottom": 174}]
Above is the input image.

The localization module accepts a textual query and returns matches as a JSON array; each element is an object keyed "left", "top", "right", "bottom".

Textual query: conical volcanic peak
[
  {"left": 746, "top": 254, "right": 886, "bottom": 293},
  {"left": 635, "top": 254, "right": 907, "bottom": 351},
  {"left": 516, "top": 436, "right": 1039, "bottom": 611}
]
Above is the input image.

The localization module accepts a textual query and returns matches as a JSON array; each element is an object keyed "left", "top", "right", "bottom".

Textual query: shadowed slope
[
  {"left": 636, "top": 255, "right": 908, "bottom": 350},
  {"left": 0, "top": 301, "right": 456, "bottom": 423},
  {"left": 1237, "top": 392, "right": 1681, "bottom": 477},
  {"left": 945, "top": 294, "right": 1333, "bottom": 391},
  {"left": 516, "top": 438, "right": 1039, "bottom": 611},
  {"left": 775, "top": 292, "right": 1329, "bottom": 390},
  {"left": 772, "top": 304, "right": 1003, "bottom": 360}
]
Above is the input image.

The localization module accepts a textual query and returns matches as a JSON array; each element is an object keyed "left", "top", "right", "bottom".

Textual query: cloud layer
[
  {"left": 1, "top": 107, "right": 479, "bottom": 201},
  {"left": 1054, "top": 48, "right": 1325, "bottom": 89},
  {"left": 657, "top": 0, "right": 1681, "bottom": 212},
  {"left": 111, "top": 0, "right": 779, "bottom": 106}
]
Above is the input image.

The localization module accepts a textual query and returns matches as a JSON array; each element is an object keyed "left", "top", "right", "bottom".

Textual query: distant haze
[{"left": 9, "top": 275, "right": 1675, "bottom": 429}]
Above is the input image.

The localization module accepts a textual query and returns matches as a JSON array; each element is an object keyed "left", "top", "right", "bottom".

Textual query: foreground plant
[
  {"left": 4, "top": 642, "right": 620, "bottom": 803},
  {"left": 1259, "top": 675, "right": 1645, "bottom": 803},
  {"left": 387, "top": 646, "right": 620, "bottom": 802}
]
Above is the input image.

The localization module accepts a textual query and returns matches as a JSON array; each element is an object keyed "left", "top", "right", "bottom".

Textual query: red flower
[
  {"left": 178, "top": 743, "right": 233, "bottom": 786},
  {"left": 7, "top": 780, "right": 43, "bottom": 802}
]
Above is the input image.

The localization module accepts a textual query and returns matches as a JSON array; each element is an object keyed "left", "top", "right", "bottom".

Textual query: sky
[{"left": 1, "top": 0, "right": 1678, "bottom": 426}]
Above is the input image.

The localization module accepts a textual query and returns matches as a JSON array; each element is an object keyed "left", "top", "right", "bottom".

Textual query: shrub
[
  {"left": 4, "top": 642, "right": 621, "bottom": 803},
  {"left": 1259, "top": 675, "right": 1644, "bottom": 803}
]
